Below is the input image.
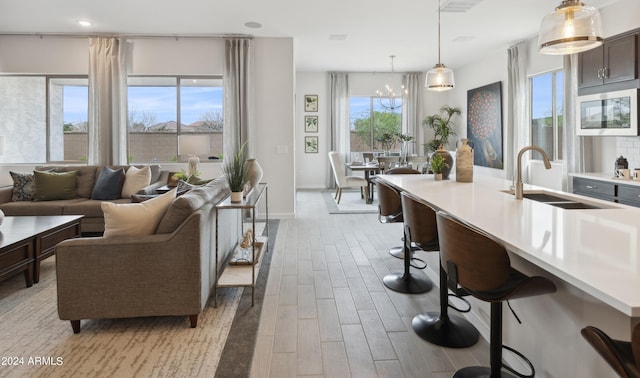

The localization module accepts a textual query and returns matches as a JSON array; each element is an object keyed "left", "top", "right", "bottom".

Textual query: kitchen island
[{"left": 377, "top": 173, "right": 640, "bottom": 377}]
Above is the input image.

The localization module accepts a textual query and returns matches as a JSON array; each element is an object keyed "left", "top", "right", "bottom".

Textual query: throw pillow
[
  {"left": 121, "top": 166, "right": 152, "bottom": 198},
  {"left": 91, "top": 167, "right": 125, "bottom": 200},
  {"left": 33, "top": 170, "right": 78, "bottom": 201},
  {"left": 102, "top": 188, "right": 177, "bottom": 237},
  {"left": 10, "top": 171, "right": 35, "bottom": 201}
]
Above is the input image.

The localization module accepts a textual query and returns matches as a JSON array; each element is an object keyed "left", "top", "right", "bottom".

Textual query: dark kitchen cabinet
[{"left": 578, "top": 31, "right": 639, "bottom": 95}]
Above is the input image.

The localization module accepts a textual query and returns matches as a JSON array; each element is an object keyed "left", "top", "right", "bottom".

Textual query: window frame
[
  {"left": 529, "top": 69, "right": 564, "bottom": 162},
  {"left": 127, "top": 74, "right": 224, "bottom": 163}
]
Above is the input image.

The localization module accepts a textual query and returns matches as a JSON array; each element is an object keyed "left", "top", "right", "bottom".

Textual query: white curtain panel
[
  {"left": 88, "top": 37, "right": 128, "bottom": 165},
  {"left": 329, "top": 72, "right": 350, "bottom": 188},
  {"left": 223, "top": 37, "right": 254, "bottom": 159},
  {"left": 402, "top": 73, "right": 425, "bottom": 156},
  {"left": 507, "top": 41, "right": 529, "bottom": 180},
  {"left": 563, "top": 54, "right": 589, "bottom": 191}
]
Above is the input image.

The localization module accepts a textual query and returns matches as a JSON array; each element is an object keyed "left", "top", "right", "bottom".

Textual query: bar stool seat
[
  {"left": 581, "top": 323, "right": 640, "bottom": 378},
  {"left": 382, "top": 191, "right": 435, "bottom": 294},
  {"left": 375, "top": 167, "right": 421, "bottom": 259},
  {"left": 436, "top": 211, "right": 557, "bottom": 378}
]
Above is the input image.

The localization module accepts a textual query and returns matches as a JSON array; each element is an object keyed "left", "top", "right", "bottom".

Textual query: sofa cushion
[
  {"left": 34, "top": 170, "right": 78, "bottom": 201},
  {"left": 63, "top": 198, "right": 130, "bottom": 217},
  {"left": 156, "top": 176, "right": 230, "bottom": 234},
  {"left": 102, "top": 188, "right": 177, "bottom": 237},
  {"left": 121, "top": 166, "right": 151, "bottom": 198},
  {"left": 92, "top": 167, "right": 125, "bottom": 200},
  {"left": 0, "top": 198, "right": 86, "bottom": 216},
  {"left": 36, "top": 166, "right": 99, "bottom": 199},
  {"left": 10, "top": 171, "right": 35, "bottom": 201}
]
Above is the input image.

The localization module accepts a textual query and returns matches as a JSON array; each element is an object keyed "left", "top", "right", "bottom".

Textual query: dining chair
[
  {"left": 407, "top": 155, "right": 429, "bottom": 174},
  {"left": 328, "top": 151, "right": 369, "bottom": 204},
  {"left": 377, "top": 156, "right": 400, "bottom": 172}
]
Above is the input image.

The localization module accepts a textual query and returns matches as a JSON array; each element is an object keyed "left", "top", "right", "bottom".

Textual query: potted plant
[
  {"left": 222, "top": 142, "right": 249, "bottom": 202},
  {"left": 430, "top": 153, "right": 448, "bottom": 181},
  {"left": 376, "top": 132, "right": 397, "bottom": 155},
  {"left": 395, "top": 132, "right": 414, "bottom": 164},
  {"left": 422, "top": 105, "right": 461, "bottom": 153}
]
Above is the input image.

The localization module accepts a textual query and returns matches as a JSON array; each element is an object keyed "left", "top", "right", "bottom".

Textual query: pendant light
[
  {"left": 426, "top": 0, "right": 454, "bottom": 91},
  {"left": 538, "top": 0, "right": 603, "bottom": 55}
]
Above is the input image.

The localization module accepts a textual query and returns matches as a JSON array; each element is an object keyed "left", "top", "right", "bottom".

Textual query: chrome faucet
[{"left": 515, "top": 146, "right": 551, "bottom": 200}]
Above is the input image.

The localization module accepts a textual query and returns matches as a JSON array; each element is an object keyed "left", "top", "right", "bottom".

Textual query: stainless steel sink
[{"left": 501, "top": 190, "right": 611, "bottom": 210}]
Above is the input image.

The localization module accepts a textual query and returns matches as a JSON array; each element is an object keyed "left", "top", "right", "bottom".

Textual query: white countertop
[
  {"left": 571, "top": 172, "right": 640, "bottom": 186},
  {"left": 377, "top": 173, "right": 640, "bottom": 317}
]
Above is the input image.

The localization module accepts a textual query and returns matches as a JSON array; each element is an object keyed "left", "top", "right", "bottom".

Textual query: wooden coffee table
[{"left": 0, "top": 215, "right": 82, "bottom": 287}]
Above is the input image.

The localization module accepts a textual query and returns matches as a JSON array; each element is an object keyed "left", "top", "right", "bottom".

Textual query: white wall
[
  {"left": 254, "top": 37, "right": 295, "bottom": 218},
  {"left": 0, "top": 35, "right": 295, "bottom": 218}
]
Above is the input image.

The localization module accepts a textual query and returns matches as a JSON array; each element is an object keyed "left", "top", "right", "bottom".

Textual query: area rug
[
  {"left": 0, "top": 220, "right": 278, "bottom": 378},
  {"left": 322, "top": 190, "right": 378, "bottom": 214}
]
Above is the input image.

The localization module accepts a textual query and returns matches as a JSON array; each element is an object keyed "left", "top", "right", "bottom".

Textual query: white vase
[
  {"left": 245, "top": 158, "right": 263, "bottom": 189},
  {"left": 434, "top": 173, "right": 443, "bottom": 181},
  {"left": 230, "top": 191, "right": 244, "bottom": 203},
  {"left": 456, "top": 139, "right": 474, "bottom": 183}
]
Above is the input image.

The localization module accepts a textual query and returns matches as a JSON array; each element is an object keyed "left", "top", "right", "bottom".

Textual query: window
[
  {"left": 127, "top": 76, "right": 223, "bottom": 163},
  {"left": 530, "top": 70, "right": 563, "bottom": 161},
  {"left": 0, "top": 75, "right": 88, "bottom": 164},
  {"left": 350, "top": 96, "right": 402, "bottom": 157}
]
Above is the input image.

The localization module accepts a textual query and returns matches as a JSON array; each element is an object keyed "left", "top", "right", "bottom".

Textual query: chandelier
[{"left": 376, "top": 55, "right": 407, "bottom": 111}]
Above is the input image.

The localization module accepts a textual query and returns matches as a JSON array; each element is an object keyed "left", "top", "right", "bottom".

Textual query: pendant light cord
[{"left": 437, "top": 0, "right": 441, "bottom": 64}]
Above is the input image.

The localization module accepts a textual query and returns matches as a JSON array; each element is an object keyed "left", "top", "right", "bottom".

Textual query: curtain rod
[{"left": 0, "top": 32, "right": 254, "bottom": 40}]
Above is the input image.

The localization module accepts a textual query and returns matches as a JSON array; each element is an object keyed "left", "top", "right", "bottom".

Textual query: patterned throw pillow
[{"left": 10, "top": 171, "right": 35, "bottom": 201}]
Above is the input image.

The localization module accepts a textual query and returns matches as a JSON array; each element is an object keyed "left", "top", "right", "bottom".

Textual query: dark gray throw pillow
[{"left": 91, "top": 167, "right": 125, "bottom": 200}]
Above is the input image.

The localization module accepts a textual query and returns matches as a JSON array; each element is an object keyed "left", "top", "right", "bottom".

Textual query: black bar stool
[
  {"left": 382, "top": 191, "right": 435, "bottom": 294},
  {"left": 581, "top": 323, "right": 640, "bottom": 377},
  {"left": 436, "top": 211, "right": 557, "bottom": 378},
  {"left": 374, "top": 167, "right": 420, "bottom": 259}
]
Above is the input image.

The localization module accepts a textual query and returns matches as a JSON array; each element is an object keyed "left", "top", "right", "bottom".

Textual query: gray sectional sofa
[
  {"left": 0, "top": 165, "right": 168, "bottom": 234},
  {"left": 55, "top": 176, "right": 239, "bottom": 332}
]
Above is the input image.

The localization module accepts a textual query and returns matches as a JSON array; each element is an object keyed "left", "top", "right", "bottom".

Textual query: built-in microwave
[{"left": 576, "top": 88, "right": 638, "bottom": 136}]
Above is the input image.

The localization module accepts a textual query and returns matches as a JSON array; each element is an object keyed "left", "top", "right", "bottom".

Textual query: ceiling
[{"left": 0, "top": 0, "right": 621, "bottom": 73}]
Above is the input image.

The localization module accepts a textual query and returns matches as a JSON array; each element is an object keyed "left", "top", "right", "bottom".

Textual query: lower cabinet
[{"left": 573, "top": 176, "right": 640, "bottom": 208}]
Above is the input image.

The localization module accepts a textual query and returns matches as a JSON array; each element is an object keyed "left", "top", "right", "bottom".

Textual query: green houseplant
[
  {"left": 222, "top": 142, "right": 249, "bottom": 202},
  {"left": 422, "top": 105, "right": 461, "bottom": 153},
  {"left": 430, "top": 153, "right": 448, "bottom": 181}
]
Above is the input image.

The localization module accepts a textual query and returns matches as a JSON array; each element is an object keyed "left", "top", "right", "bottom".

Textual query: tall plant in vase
[
  {"left": 223, "top": 142, "right": 249, "bottom": 202},
  {"left": 422, "top": 105, "right": 461, "bottom": 153}
]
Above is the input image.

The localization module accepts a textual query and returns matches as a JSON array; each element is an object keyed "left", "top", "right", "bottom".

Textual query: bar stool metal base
[
  {"left": 389, "top": 246, "right": 404, "bottom": 259},
  {"left": 383, "top": 272, "right": 432, "bottom": 293},
  {"left": 412, "top": 312, "right": 479, "bottom": 348},
  {"left": 453, "top": 366, "right": 517, "bottom": 378}
]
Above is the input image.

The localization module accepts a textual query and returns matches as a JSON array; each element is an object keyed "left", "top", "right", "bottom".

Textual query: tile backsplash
[{"left": 616, "top": 137, "right": 640, "bottom": 169}]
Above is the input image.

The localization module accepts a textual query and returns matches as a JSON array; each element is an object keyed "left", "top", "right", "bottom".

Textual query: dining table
[{"left": 345, "top": 163, "right": 381, "bottom": 204}]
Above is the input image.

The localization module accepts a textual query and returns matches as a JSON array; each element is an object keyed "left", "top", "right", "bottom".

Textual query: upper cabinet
[{"left": 578, "top": 30, "right": 639, "bottom": 96}]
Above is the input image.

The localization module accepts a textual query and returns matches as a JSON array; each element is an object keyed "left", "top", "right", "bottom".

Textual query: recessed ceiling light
[
  {"left": 329, "top": 34, "right": 348, "bottom": 41},
  {"left": 77, "top": 20, "right": 92, "bottom": 27},
  {"left": 244, "top": 22, "right": 262, "bottom": 29}
]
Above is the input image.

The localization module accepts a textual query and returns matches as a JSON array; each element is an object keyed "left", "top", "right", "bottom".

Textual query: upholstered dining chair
[
  {"left": 328, "top": 151, "right": 369, "bottom": 204},
  {"left": 407, "top": 155, "right": 429, "bottom": 174},
  {"left": 581, "top": 323, "right": 640, "bottom": 377},
  {"left": 377, "top": 156, "right": 400, "bottom": 172}
]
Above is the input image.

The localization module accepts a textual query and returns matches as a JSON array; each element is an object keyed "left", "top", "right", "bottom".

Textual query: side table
[{"left": 214, "top": 183, "right": 268, "bottom": 306}]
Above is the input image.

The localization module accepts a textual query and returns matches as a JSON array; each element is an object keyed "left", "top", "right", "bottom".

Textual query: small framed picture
[
  {"left": 305, "top": 95, "right": 318, "bottom": 112},
  {"left": 305, "top": 115, "right": 318, "bottom": 132},
  {"left": 305, "top": 136, "right": 318, "bottom": 153}
]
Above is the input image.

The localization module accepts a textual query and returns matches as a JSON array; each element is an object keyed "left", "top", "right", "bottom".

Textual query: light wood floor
[{"left": 249, "top": 190, "right": 489, "bottom": 378}]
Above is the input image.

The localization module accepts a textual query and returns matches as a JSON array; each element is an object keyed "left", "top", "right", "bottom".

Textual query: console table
[
  {"left": 214, "top": 183, "right": 268, "bottom": 306},
  {"left": 0, "top": 215, "right": 82, "bottom": 287}
]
